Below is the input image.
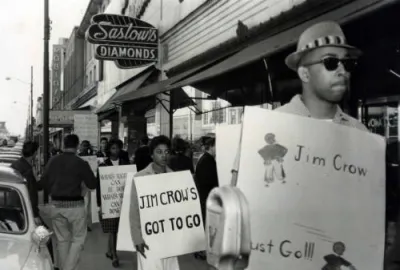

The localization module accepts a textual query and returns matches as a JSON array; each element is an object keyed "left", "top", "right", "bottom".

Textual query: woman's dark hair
[
  {"left": 108, "top": 139, "right": 122, "bottom": 150},
  {"left": 204, "top": 138, "right": 216, "bottom": 150},
  {"left": 149, "top": 135, "right": 171, "bottom": 154},
  {"left": 100, "top": 137, "right": 108, "bottom": 143},
  {"left": 172, "top": 137, "right": 186, "bottom": 154},
  {"left": 22, "top": 141, "right": 39, "bottom": 158},
  {"left": 81, "top": 140, "right": 90, "bottom": 146},
  {"left": 64, "top": 134, "right": 80, "bottom": 149}
]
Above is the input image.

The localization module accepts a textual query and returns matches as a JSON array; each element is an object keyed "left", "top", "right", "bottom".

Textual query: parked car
[{"left": 0, "top": 167, "right": 53, "bottom": 270}]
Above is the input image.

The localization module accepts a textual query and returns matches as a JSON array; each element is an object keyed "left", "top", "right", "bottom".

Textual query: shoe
[
  {"left": 105, "top": 252, "right": 112, "bottom": 260},
  {"left": 87, "top": 227, "right": 92, "bottom": 232},
  {"left": 112, "top": 257, "right": 120, "bottom": 267}
]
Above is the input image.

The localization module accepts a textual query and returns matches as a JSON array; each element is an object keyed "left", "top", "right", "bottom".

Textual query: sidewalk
[{"left": 82, "top": 223, "right": 210, "bottom": 270}]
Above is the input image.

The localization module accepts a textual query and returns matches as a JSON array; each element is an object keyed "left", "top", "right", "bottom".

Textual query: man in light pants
[{"left": 40, "top": 134, "right": 97, "bottom": 270}]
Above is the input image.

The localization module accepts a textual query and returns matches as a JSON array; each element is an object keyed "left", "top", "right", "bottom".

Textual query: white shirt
[{"left": 111, "top": 159, "right": 119, "bottom": 166}]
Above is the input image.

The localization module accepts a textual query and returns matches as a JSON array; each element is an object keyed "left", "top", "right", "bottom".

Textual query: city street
[{"left": 81, "top": 223, "right": 210, "bottom": 270}]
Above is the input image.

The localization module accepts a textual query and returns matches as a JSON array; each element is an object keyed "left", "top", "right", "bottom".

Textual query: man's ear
[{"left": 297, "top": 66, "right": 310, "bottom": 83}]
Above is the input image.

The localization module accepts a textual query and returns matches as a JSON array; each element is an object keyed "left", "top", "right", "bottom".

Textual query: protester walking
[
  {"left": 129, "top": 135, "right": 179, "bottom": 270},
  {"left": 40, "top": 134, "right": 97, "bottom": 270},
  {"left": 134, "top": 136, "right": 152, "bottom": 172},
  {"left": 96, "top": 139, "right": 130, "bottom": 268},
  {"left": 169, "top": 137, "right": 194, "bottom": 174},
  {"left": 231, "top": 21, "right": 367, "bottom": 186}
]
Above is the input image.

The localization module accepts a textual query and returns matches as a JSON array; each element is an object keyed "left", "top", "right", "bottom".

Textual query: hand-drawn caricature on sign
[
  {"left": 86, "top": 14, "right": 158, "bottom": 69},
  {"left": 134, "top": 171, "right": 206, "bottom": 259},
  {"left": 99, "top": 165, "right": 136, "bottom": 219},
  {"left": 225, "top": 107, "right": 386, "bottom": 270}
]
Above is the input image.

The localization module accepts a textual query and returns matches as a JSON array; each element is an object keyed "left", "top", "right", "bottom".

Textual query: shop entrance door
[{"left": 359, "top": 98, "right": 399, "bottom": 227}]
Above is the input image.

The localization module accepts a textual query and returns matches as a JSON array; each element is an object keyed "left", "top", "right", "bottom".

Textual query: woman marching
[
  {"left": 129, "top": 135, "right": 179, "bottom": 270},
  {"left": 96, "top": 139, "right": 130, "bottom": 268}
]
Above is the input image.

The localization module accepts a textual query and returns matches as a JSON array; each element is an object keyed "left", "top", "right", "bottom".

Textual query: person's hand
[
  {"left": 34, "top": 217, "right": 42, "bottom": 226},
  {"left": 135, "top": 242, "right": 149, "bottom": 258}
]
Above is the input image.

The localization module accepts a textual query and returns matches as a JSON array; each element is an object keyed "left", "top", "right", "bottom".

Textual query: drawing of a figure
[
  {"left": 258, "top": 133, "right": 288, "bottom": 187},
  {"left": 322, "top": 242, "right": 357, "bottom": 270}
]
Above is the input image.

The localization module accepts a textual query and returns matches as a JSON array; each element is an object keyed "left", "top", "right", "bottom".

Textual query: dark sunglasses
[{"left": 303, "top": 57, "right": 358, "bottom": 72}]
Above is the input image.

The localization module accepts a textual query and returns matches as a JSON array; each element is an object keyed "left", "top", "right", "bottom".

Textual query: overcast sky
[{"left": 0, "top": 0, "right": 90, "bottom": 135}]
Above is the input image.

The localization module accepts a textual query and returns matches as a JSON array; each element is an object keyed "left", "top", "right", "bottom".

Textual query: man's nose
[{"left": 336, "top": 62, "right": 348, "bottom": 76}]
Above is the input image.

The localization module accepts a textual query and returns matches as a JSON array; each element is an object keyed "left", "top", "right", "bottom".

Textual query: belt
[{"left": 51, "top": 200, "right": 84, "bottom": 208}]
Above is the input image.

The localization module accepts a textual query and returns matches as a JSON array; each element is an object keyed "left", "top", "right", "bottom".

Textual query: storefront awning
[
  {"left": 168, "top": 0, "right": 392, "bottom": 91},
  {"left": 96, "top": 65, "right": 156, "bottom": 114}
]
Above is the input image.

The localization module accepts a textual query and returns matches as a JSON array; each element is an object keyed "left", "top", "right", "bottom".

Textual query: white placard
[
  {"left": 135, "top": 171, "right": 206, "bottom": 259},
  {"left": 116, "top": 172, "right": 136, "bottom": 252},
  {"left": 74, "top": 114, "right": 98, "bottom": 147},
  {"left": 80, "top": 155, "right": 100, "bottom": 223},
  {"left": 99, "top": 165, "right": 137, "bottom": 219},
  {"left": 216, "top": 124, "right": 242, "bottom": 187},
  {"left": 235, "top": 107, "right": 385, "bottom": 270},
  {"left": 80, "top": 155, "right": 98, "bottom": 177}
]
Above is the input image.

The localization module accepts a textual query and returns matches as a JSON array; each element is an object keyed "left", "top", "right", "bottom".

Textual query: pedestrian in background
[
  {"left": 96, "top": 139, "right": 130, "bottom": 268},
  {"left": 11, "top": 141, "right": 41, "bottom": 225},
  {"left": 79, "top": 140, "right": 94, "bottom": 156},
  {"left": 129, "top": 135, "right": 179, "bottom": 270},
  {"left": 169, "top": 137, "right": 194, "bottom": 174},
  {"left": 134, "top": 136, "right": 152, "bottom": 172},
  {"left": 97, "top": 137, "right": 109, "bottom": 158},
  {"left": 40, "top": 134, "right": 97, "bottom": 270}
]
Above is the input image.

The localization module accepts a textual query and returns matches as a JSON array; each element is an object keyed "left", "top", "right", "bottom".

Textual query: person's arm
[
  {"left": 81, "top": 161, "right": 98, "bottom": 190},
  {"left": 39, "top": 159, "right": 52, "bottom": 194},
  {"left": 96, "top": 168, "right": 101, "bottom": 207}
]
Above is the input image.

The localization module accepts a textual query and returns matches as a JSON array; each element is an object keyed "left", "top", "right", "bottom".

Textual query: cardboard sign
[
  {"left": 99, "top": 165, "right": 137, "bottom": 219},
  {"left": 86, "top": 14, "right": 158, "bottom": 69},
  {"left": 215, "top": 124, "right": 242, "bottom": 187},
  {"left": 230, "top": 107, "right": 386, "bottom": 270},
  {"left": 74, "top": 114, "right": 99, "bottom": 147},
  {"left": 134, "top": 171, "right": 206, "bottom": 259},
  {"left": 116, "top": 172, "right": 136, "bottom": 252},
  {"left": 80, "top": 155, "right": 98, "bottom": 176},
  {"left": 79, "top": 156, "right": 100, "bottom": 223}
]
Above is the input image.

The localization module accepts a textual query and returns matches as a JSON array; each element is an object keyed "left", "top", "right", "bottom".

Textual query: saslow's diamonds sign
[{"left": 86, "top": 14, "right": 158, "bottom": 69}]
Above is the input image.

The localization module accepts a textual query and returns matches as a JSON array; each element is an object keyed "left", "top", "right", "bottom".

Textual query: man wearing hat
[{"left": 231, "top": 21, "right": 368, "bottom": 185}]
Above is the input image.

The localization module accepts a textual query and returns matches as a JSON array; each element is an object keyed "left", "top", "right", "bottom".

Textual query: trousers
[{"left": 52, "top": 205, "right": 87, "bottom": 270}]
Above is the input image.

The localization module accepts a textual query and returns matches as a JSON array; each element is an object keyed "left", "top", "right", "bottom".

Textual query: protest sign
[
  {"left": 116, "top": 172, "right": 136, "bottom": 252},
  {"left": 80, "top": 155, "right": 98, "bottom": 176},
  {"left": 80, "top": 155, "right": 99, "bottom": 223},
  {"left": 99, "top": 165, "right": 136, "bottom": 219},
  {"left": 230, "top": 107, "right": 385, "bottom": 270},
  {"left": 74, "top": 114, "right": 98, "bottom": 147},
  {"left": 134, "top": 171, "right": 206, "bottom": 259},
  {"left": 216, "top": 124, "right": 242, "bottom": 187}
]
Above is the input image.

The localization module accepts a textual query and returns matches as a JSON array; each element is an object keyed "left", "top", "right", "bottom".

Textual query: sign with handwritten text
[
  {"left": 221, "top": 107, "right": 385, "bottom": 270},
  {"left": 134, "top": 171, "right": 206, "bottom": 259},
  {"left": 99, "top": 165, "right": 136, "bottom": 219}
]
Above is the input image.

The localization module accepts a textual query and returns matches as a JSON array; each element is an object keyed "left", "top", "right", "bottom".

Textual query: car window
[{"left": 0, "top": 186, "right": 26, "bottom": 233}]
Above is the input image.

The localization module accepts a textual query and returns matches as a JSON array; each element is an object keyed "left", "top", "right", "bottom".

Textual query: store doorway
[{"left": 360, "top": 98, "right": 399, "bottom": 241}]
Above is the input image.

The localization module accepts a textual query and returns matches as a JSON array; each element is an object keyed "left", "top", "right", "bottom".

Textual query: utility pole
[
  {"left": 43, "top": 0, "right": 50, "bottom": 203},
  {"left": 30, "top": 66, "right": 33, "bottom": 140}
]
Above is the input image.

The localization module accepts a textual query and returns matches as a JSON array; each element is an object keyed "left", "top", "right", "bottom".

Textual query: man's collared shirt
[{"left": 232, "top": 94, "right": 368, "bottom": 173}]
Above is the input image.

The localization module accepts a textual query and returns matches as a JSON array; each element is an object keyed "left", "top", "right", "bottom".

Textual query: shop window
[
  {"left": 203, "top": 113, "right": 209, "bottom": 125},
  {"left": 99, "top": 61, "right": 104, "bottom": 81},
  {"left": 147, "top": 116, "right": 155, "bottom": 124},
  {"left": 229, "top": 109, "right": 237, "bottom": 124},
  {"left": 238, "top": 107, "right": 244, "bottom": 124}
]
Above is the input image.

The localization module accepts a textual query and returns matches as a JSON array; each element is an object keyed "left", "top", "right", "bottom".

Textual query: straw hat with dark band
[{"left": 285, "top": 21, "right": 362, "bottom": 71}]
